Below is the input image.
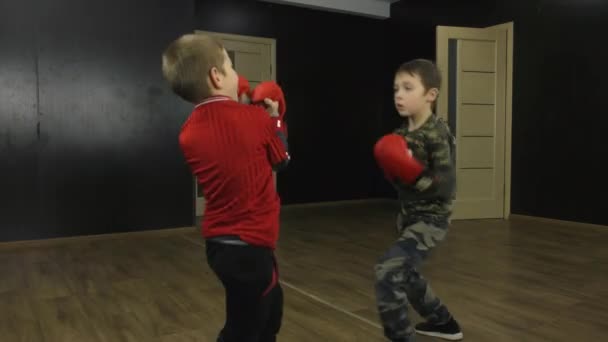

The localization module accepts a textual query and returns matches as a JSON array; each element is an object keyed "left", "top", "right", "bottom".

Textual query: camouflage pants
[{"left": 374, "top": 220, "right": 452, "bottom": 341}]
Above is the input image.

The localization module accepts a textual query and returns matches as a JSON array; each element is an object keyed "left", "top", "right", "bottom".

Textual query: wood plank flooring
[{"left": 1, "top": 200, "right": 607, "bottom": 341}]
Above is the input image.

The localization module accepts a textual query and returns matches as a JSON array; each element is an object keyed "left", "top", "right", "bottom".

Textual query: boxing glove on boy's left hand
[
  {"left": 374, "top": 133, "right": 425, "bottom": 185},
  {"left": 238, "top": 75, "right": 251, "bottom": 103},
  {"left": 250, "top": 81, "right": 286, "bottom": 118}
]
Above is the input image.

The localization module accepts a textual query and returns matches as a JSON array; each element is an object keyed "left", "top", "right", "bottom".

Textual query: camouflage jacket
[{"left": 392, "top": 114, "right": 456, "bottom": 229}]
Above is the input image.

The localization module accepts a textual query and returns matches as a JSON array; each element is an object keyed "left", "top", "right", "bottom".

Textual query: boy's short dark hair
[{"left": 397, "top": 59, "right": 442, "bottom": 93}]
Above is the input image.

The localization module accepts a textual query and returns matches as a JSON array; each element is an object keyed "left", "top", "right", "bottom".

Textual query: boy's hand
[
  {"left": 263, "top": 98, "right": 280, "bottom": 117},
  {"left": 250, "top": 81, "right": 286, "bottom": 118}
]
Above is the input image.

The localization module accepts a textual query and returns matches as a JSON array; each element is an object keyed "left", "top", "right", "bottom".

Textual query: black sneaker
[{"left": 415, "top": 318, "right": 463, "bottom": 340}]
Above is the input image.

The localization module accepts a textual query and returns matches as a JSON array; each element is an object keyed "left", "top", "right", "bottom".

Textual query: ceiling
[{"left": 258, "top": 0, "right": 401, "bottom": 19}]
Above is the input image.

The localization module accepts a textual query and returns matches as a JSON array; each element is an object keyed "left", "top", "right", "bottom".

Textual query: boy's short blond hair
[{"left": 162, "top": 33, "right": 226, "bottom": 103}]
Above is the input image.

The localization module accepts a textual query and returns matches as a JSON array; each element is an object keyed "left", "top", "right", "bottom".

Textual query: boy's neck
[
  {"left": 209, "top": 89, "right": 237, "bottom": 102},
  {"left": 408, "top": 110, "right": 433, "bottom": 131}
]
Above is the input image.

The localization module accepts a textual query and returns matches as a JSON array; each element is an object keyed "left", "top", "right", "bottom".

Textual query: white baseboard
[
  {"left": 0, "top": 226, "right": 196, "bottom": 250},
  {"left": 509, "top": 214, "right": 608, "bottom": 230},
  {"left": 281, "top": 198, "right": 396, "bottom": 209}
]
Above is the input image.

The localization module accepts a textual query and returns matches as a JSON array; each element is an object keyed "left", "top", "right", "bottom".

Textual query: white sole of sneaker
[{"left": 415, "top": 330, "right": 464, "bottom": 341}]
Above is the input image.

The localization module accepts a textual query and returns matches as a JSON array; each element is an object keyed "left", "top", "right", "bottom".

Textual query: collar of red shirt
[{"left": 195, "top": 96, "right": 234, "bottom": 108}]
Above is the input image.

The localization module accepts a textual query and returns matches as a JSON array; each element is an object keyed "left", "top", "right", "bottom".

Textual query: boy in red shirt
[{"left": 162, "top": 33, "right": 289, "bottom": 342}]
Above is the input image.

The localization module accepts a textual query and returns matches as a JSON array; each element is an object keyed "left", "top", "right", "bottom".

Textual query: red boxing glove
[
  {"left": 238, "top": 75, "right": 251, "bottom": 103},
  {"left": 374, "top": 133, "right": 425, "bottom": 185},
  {"left": 250, "top": 81, "right": 286, "bottom": 118}
]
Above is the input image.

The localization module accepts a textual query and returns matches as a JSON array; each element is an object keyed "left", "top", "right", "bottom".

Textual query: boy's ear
[
  {"left": 209, "top": 66, "right": 222, "bottom": 89},
  {"left": 426, "top": 87, "right": 439, "bottom": 102}
]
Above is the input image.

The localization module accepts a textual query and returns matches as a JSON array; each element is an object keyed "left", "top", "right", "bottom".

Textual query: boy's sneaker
[{"left": 415, "top": 317, "right": 463, "bottom": 340}]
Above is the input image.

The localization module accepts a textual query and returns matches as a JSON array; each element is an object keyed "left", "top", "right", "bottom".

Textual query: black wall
[
  {"left": 1, "top": 0, "right": 392, "bottom": 242},
  {"left": 489, "top": 0, "right": 608, "bottom": 225},
  {"left": 385, "top": 0, "right": 494, "bottom": 131},
  {"left": 193, "top": 0, "right": 391, "bottom": 204},
  {"left": 390, "top": 0, "right": 608, "bottom": 225},
  {"left": 4, "top": 0, "right": 604, "bottom": 243},
  {"left": 1, "top": 0, "right": 39, "bottom": 240},
  {"left": 1, "top": 0, "right": 195, "bottom": 241}
]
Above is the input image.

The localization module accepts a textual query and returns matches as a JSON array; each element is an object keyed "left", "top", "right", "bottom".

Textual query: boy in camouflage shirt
[{"left": 373, "top": 59, "right": 463, "bottom": 342}]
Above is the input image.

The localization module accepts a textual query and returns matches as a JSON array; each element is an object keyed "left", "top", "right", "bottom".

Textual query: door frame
[
  {"left": 435, "top": 22, "right": 514, "bottom": 219},
  {"left": 195, "top": 30, "right": 277, "bottom": 81}
]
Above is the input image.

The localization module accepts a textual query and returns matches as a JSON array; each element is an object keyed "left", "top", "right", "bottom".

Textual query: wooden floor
[{"left": 2, "top": 200, "right": 608, "bottom": 341}]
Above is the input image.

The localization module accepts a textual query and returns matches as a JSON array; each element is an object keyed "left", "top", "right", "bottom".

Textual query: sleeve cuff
[{"left": 414, "top": 176, "right": 433, "bottom": 192}]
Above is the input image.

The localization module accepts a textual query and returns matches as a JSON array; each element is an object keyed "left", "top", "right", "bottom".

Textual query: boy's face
[
  {"left": 393, "top": 72, "right": 437, "bottom": 118},
  {"left": 210, "top": 49, "right": 239, "bottom": 101}
]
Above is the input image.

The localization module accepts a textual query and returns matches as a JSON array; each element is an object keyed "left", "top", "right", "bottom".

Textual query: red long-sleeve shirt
[{"left": 178, "top": 96, "right": 289, "bottom": 249}]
